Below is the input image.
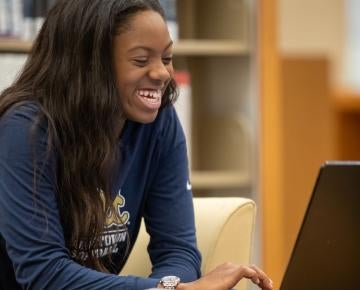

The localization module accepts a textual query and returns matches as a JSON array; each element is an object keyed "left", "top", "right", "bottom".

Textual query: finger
[
  {"left": 257, "top": 279, "right": 273, "bottom": 290},
  {"left": 249, "top": 264, "right": 270, "bottom": 280},
  {"left": 237, "top": 266, "right": 261, "bottom": 285},
  {"left": 249, "top": 265, "right": 273, "bottom": 289}
]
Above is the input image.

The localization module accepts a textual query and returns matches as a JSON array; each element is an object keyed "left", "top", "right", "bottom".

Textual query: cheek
[
  {"left": 116, "top": 71, "right": 139, "bottom": 95},
  {"left": 114, "top": 59, "right": 138, "bottom": 86}
]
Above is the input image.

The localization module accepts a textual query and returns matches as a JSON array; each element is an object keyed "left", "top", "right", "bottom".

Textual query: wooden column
[{"left": 258, "top": 0, "right": 286, "bottom": 287}]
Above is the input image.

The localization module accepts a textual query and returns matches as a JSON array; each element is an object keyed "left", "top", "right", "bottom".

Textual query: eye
[
  {"left": 132, "top": 58, "right": 148, "bottom": 67},
  {"left": 162, "top": 56, "right": 173, "bottom": 65}
]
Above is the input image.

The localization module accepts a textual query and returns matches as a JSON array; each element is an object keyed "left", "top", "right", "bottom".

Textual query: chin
[{"left": 128, "top": 111, "right": 159, "bottom": 124}]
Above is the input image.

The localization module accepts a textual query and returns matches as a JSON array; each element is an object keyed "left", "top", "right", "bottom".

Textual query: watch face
[{"left": 160, "top": 275, "right": 180, "bottom": 289}]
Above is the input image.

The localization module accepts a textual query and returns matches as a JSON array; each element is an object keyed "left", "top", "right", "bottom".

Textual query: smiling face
[{"left": 113, "top": 9, "right": 174, "bottom": 123}]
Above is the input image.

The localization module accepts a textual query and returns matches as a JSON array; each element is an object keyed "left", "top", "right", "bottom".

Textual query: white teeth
[{"left": 138, "top": 89, "right": 161, "bottom": 100}]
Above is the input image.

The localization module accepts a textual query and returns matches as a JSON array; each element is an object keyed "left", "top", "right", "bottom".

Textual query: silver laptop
[{"left": 280, "top": 161, "right": 360, "bottom": 290}]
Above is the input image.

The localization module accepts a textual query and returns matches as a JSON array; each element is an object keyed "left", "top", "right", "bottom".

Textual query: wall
[
  {"left": 278, "top": 0, "right": 345, "bottom": 87},
  {"left": 0, "top": 54, "right": 27, "bottom": 92}
]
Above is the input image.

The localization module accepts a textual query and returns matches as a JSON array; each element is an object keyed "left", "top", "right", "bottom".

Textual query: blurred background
[{"left": 1, "top": 0, "right": 359, "bottom": 289}]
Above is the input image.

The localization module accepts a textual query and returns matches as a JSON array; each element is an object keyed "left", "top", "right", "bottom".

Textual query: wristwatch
[{"left": 158, "top": 275, "right": 180, "bottom": 289}]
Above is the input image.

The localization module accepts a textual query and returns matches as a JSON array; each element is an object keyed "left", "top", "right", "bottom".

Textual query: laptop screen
[{"left": 280, "top": 161, "right": 360, "bottom": 290}]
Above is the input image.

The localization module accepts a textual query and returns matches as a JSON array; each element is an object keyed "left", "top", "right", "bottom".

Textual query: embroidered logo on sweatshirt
[
  {"left": 73, "top": 190, "right": 130, "bottom": 260},
  {"left": 105, "top": 192, "right": 130, "bottom": 228},
  {"left": 95, "top": 190, "right": 130, "bottom": 257}
]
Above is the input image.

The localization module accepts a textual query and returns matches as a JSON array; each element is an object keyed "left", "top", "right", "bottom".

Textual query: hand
[{"left": 178, "top": 263, "right": 273, "bottom": 290}]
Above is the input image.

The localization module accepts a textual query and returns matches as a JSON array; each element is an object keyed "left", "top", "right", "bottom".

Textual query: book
[
  {"left": 33, "top": 0, "right": 47, "bottom": 37},
  {"left": 12, "top": 0, "right": 24, "bottom": 38},
  {"left": 174, "top": 71, "right": 192, "bottom": 166},
  {"left": 0, "top": 0, "right": 24, "bottom": 38},
  {"left": 0, "top": 0, "right": 13, "bottom": 36},
  {"left": 22, "top": 0, "right": 35, "bottom": 40},
  {"left": 159, "top": 0, "right": 178, "bottom": 41},
  {"left": 0, "top": 0, "right": 8, "bottom": 36}
]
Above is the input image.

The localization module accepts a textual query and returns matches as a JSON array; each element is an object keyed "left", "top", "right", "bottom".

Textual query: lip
[{"left": 138, "top": 87, "right": 164, "bottom": 91}]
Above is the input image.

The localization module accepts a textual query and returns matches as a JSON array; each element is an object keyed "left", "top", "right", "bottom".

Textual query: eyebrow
[{"left": 128, "top": 40, "right": 173, "bottom": 54}]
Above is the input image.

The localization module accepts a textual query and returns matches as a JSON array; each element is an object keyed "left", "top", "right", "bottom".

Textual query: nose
[{"left": 148, "top": 61, "right": 171, "bottom": 84}]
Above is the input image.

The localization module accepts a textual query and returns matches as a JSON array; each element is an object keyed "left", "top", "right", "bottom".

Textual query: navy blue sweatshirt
[{"left": 0, "top": 102, "right": 201, "bottom": 289}]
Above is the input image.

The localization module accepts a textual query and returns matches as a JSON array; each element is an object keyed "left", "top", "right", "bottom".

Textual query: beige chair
[{"left": 120, "top": 197, "right": 256, "bottom": 290}]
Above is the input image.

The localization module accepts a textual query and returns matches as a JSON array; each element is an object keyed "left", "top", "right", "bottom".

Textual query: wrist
[
  {"left": 176, "top": 283, "right": 188, "bottom": 290},
  {"left": 156, "top": 283, "right": 187, "bottom": 289}
]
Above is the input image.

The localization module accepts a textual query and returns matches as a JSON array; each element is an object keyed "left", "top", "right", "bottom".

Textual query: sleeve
[
  {"left": 0, "top": 107, "right": 158, "bottom": 290},
  {"left": 144, "top": 107, "right": 202, "bottom": 282}
]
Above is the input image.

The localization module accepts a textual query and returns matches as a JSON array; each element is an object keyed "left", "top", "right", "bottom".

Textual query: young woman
[{"left": 0, "top": 1, "right": 272, "bottom": 289}]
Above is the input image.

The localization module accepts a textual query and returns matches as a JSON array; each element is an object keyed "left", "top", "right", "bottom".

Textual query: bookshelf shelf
[
  {"left": 0, "top": 39, "right": 32, "bottom": 53},
  {"left": 0, "top": 38, "right": 250, "bottom": 56},
  {"left": 191, "top": 170, "right": 251, "bottom": 190},
  {"left": 174, "top": 40, "right": 250, "bottom": 56},
  {"left": 333, "top": 89, "right": 360, "bottom": 161},
  {"left": 334, "top": 90, "right": 360, "bottom": 113}
]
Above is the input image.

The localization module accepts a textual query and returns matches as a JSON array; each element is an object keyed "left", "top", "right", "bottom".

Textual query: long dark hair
[{"left": 0, "top": 0, "right": 177, "bottom": 271}]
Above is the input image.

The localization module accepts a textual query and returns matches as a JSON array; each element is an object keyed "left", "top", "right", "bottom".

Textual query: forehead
[{"left": 115, "top": 10, "right": 171, "bottom": 51}]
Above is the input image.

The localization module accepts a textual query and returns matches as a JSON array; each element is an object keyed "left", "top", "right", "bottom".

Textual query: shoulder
[
  {"left": 0, "top": 101, "right": 46, "bottom": 155},
  {"left": 0, "top": 101, "right": 40, "bottom": 129},
  {"left": 152, "top": 105, "right": 184, "bottom": 141},
  {"left": 148, "top": 105, "right": 186, "bottom": 159}
]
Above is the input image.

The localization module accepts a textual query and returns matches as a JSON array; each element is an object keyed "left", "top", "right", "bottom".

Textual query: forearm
[{"left": 5, "top": 244, "right": 159, "bottom": 290}]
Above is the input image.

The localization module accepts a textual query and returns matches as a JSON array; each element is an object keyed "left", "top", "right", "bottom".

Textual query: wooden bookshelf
[
  {"left": 191, "top": 170, "right": 251, "bottom": 190},
  {"left": 0, "top": 38, "right": 250, "bottom": 56},
  {"left": 334, "top": 90, "right": 360, "bottom": 113}
]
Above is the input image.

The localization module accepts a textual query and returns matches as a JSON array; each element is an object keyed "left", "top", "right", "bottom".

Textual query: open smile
[{"left": 136, "top": 89, "right": 162, "bottom": 110}]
